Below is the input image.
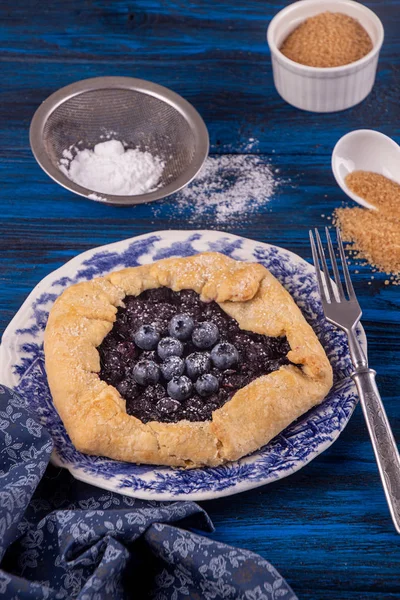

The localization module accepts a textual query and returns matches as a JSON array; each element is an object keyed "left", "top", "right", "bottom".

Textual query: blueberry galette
[{"left": 44, "top": 252, "right": 333, "bottom": 468}]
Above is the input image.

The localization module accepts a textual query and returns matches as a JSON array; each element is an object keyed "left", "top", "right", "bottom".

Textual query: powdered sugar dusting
[
  {"left": 88, "top": 192, "right": 108, "bottom": 202},
  {"left": 154, "top": 154, "right": 279, "bottom": 224},
  {"left": 241, "top": 137, "right": 259, "bottom": 152}
]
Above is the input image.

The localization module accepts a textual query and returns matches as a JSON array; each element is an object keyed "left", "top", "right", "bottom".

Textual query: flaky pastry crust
[{"left": 44, "top": 252, "right": 333, "bottom": 468}]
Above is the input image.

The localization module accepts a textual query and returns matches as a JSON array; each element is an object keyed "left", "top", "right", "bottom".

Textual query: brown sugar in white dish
[
  {"left": 280, "top": 12, "right": 373, "bottom": 68},
  {"left": 345, "top": 171, "right": 400, "bottom": 218},
  {"left": 334, "top": 171, "right": 400, "bottom": 283}
]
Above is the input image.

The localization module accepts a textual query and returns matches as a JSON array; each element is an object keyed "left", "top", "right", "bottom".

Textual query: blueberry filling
[{"left": 98, "top": 288, "right": 291, "bottom": 424}]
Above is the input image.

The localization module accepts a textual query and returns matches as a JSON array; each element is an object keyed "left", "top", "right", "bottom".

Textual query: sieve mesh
[{"left": 43, "top": 88, "right": 197, "bottom": 189}]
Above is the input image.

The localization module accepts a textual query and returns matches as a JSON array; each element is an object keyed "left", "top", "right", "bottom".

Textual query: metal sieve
[{"left": 29, "top": 77, "right": 209, "bottom": 206}]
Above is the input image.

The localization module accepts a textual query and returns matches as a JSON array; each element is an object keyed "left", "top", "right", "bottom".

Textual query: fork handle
[{"left": 352, "top": 368, "right": 400, "bottom": 533}]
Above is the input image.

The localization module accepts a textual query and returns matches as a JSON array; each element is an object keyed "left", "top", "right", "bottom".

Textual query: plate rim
[{"left": 0, "top": 229, "right": 365, "bottom": 501}]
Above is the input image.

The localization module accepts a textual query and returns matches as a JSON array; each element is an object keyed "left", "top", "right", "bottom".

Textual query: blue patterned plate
[{"left": 0, "top": 230, "right": 365, "bottom": 501}]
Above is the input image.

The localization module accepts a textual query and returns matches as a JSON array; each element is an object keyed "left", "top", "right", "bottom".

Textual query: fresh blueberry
[
  {"left": 185, "top": 352, "right": 211, "bottom": 380},
  {"left": 132, "top": 360, "right": 160, "bottom": 386},
  {"left": 133, "top": 324, "right": 160, "bottom": 350},
  {"left": 168, "top": 313, "right": 195, "bottom": 341},
  {"left": 156, "top": 397, "right": 181, "bottom": 414},
  {"left": 192, "top": 321, "right": 219, "bottom": 349},
  {"left": 211, "top": 342, "right": 239, "bottom": 370},
  {"left": 160, "top": 356, "right": 185, "bottom": 381},
  {"left": 195, "top": 373, "right": 219, "bottom": 397},
  {"left": 157, "top": 337, "right": 183, "bottom": 360},
  {"left": 167, "top": 375, "right": 193, "bottom": 401}
]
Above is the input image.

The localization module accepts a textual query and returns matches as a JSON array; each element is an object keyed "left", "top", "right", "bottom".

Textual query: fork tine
[
  {"left": 309, "top": 230, "right": 327, "bottom": 302},
  {"left": 315, "top": 228, "right": 335, "bottom": 303},
  {"left": 336, "top": 227, "right": 356, "bottom": 299},
  {"left": 325, "top": 227, "right": 345, "bottom": 301}
]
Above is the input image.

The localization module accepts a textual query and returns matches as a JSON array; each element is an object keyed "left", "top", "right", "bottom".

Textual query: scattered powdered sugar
[
  {"left": 59, "top": 139, "right": 165, "bottom": 196},
  {"left": 88, "top": 192, "right": 108, "bottom": 202},
  {"left": 155, "top": 154, "right": 279, "bottom": 224},
  {"left": 242, "top": 137, "right": 259, "bottom": 152}
]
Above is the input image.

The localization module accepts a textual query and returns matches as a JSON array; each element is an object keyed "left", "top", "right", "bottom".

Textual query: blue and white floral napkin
[{"left": 0, "top": 385, "right": 298, "bottom": 600}]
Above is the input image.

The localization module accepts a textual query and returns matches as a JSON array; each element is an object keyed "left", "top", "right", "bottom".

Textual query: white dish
[
  {"left": 0, "top": 230, "right": 365, "bottom": 501},
  {"left": 267, "top": 0, "right": 384, "bottom": 113},
  {"left": 332, "top": 129, "right": 400, "bottom": 208}
]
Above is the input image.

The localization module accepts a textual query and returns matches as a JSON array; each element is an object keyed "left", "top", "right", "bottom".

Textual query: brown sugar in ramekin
[{"left": 280, "top": 12, "right": 373, "bottom": 68}]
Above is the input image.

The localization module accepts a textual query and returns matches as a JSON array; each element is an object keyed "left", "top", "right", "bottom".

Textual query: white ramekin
[{"left": 267, "top": 0, "right": 384, "bottom": 113}]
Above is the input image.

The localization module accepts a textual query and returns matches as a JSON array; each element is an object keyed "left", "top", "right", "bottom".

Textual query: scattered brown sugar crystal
[
  {"left": 280, "top": 12, "right": 373, "bottom": 68},
  {"left": 345, "top": 171, "right": 400, "bottom": 218},
  {"left": 334, "top": 207, "right": 400, "bottom": 280}
]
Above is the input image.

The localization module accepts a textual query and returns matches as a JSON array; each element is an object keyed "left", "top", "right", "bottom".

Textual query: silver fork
[{"left": 310, "top": 226, "right": 400, "bottom": 534}]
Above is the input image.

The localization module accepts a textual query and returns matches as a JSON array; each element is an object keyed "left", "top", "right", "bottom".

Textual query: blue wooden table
[{"left": 1, "top": 1, "right": 400, "bottom": 598}]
